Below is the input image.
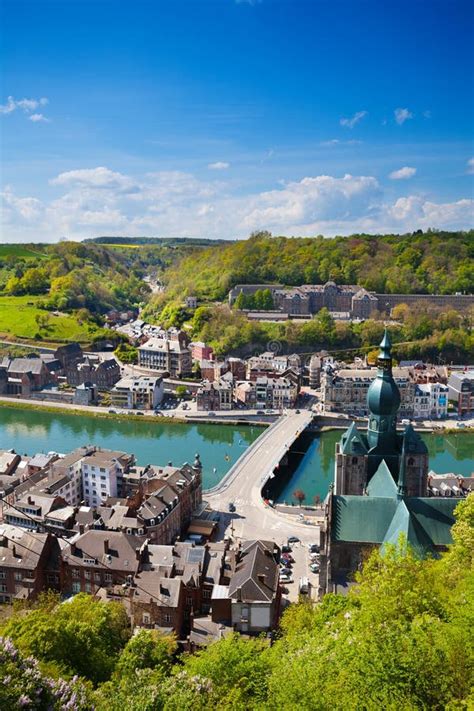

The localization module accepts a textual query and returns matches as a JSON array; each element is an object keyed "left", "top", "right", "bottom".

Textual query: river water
[{"left": 0, "top": 406, "right": 472, "bottom": 501}]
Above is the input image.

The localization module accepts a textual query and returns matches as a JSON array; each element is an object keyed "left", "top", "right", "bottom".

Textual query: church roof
[
  {"left": 367, "top": 460, "right": 398, "bottom": 498},
  {"left": 381, "top": 499, "right": 434, "bottom": 557},
  {"left": 340, "top": 421, "right": 368, "bottom": 455},
  {"left": 331, "top": 495, "right": 458, "bottom": 554}
]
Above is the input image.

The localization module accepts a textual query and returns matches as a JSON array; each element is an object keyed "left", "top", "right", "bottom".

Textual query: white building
[
  {"left": 138, "top": 332, "right": 192, "bottom": 377},
  {"left": 80, "top": 449, "right": 134, "bottom": 508},
  {"left": 413, "top": 382, "right": 448, "bottom": 420},
  {"left": 111, "top": 375, "right": 164, "bottom": 410}
]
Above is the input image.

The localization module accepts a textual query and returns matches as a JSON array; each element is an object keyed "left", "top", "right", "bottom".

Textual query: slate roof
[
  {"left": 340, "top": 422, "right": 368, "bottom": 455},
  {"left": 228, "top": 540, "right": 279, "bottom": 603},
  {"left": 366, "top": 460, "right": 398, "bottom": 498},
  {"left": 331, "top": 494, "right": 458, "bottom": 551}
]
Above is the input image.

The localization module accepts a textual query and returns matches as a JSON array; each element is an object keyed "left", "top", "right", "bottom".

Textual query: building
[
  {"left": 190, "top": 341, "right": 214, "bottom": 363},
  {"left": 254, "top": 376, "right": 298, "bottom": 409},
  {"left": 138, "top": 331, "right": 192, "bottom": 377},
  {"left": 73, "top": 383, "right": 97, "bottom": 405},
  {"left": 319, "top": 331, "right": 460, "bottom": 596},
  {"left": 321, "top": 366, "right": 416, "bottom": 417},
  {"left": 0, "top": 357, "right": 54, "bottom": 395},
  {"left": 54, "top": 343, "right": 83, "bottom": 369},
  {"left": 196, "top": 379, "right": 233, "bottom": 411},
  {"left": 0, "top": 450, "right": 21, "bottom": 477},
  {"left": 4, "top": 492, "right": 68, "bottom": 531},
  {"left": 185, "top": 296, "right": 198, "bottom": 309},
  {"left": 229, "top": 281, "right": 474, "bottom": 318},
  {"left": 62, "top": 530, "right": 146, "bottom": 595},
  {"left": 413, "top": 382, "right": 448, "bottom": 420},
  {"left": 308, "top": 355, "right": 322, "bottom": 389},
  {"left": 447, "top": 371, "right": 474, "bottom": 415},
  {"left": 0, "top": 525, "right": 58, "bottom": 602},
  {"left": 66, "top": 357, "right": 120, "bottom": 389},
  {"left": 80, "top": 448, "right": 134, "bottom": 507},
  {"left": 111, "top": 376, "right": 164, "bottom": 410}
]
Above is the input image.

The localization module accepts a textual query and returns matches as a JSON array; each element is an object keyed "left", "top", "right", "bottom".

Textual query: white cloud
[
  {"left": 320, "top": 139, "right": 362, "bottom": 147},
  {"left": 389, "top": 166, "right": 417, "bottom": 180},
  {"left": 340, "top": 111, "right": 367, "bottom": 128},
  {"left": 423, "top": 110, "right": 432, "bottom": 119},
  {"left": 50, "top": 166, "right": 138, "bottom": 193},
  {"left": 208, "top": 161, "right": 230, "bottom": 170},
  {"left": 29, "top": 113, "right": 49, "bottom": 123},
  {"left": 0, "top": 96, "right": 49, "bottom": 118},
  {"left": 2, "top": 166, "right": 473, "bottom": 242},
  {"left": 394, "top": 107, "right": 413, "bottom": 125},
  {"left": 466, "top": 158, "right": 474, "bottom": 175}
]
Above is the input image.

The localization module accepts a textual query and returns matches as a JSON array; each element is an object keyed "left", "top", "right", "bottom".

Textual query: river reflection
[{"left": 0, "top": 407, "right": 472, "bottom": 496}]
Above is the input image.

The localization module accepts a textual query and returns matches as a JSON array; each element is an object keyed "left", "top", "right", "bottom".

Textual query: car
[
  {"left": 281, "top": 554, "right": 294, "bottom": 564},
  {"left": 280, "top": 585, "right": 289, "bottom": 594},
  {"left": 256, "top": 410, "right": 265, "bottom": 415},
  {"left": 287, "top": 536, "right": 300, "bottom": 544},
  {"left": 136, "top": 411, "right": 144, "bottom": 416},
  {"left": 310, "top": 553, "right": 320, "bottom": 562},
  {"left": 310, "top": 563, "right": 320, "bottom": 573},
  {"left": 280, "top": 567, "right": 292, "bottom": 576},
  {"left": 279, "top": 574, "right": 292, "bottom": 583},
  {"left": 208, "top": 411, "right": 216, "bottom": 416},
  {"left": 281, "top": 545, "right": 292, "bottom": 554},
  {"left": 308, "top": 543, "right": 319, "bottom": 553},
  {"left": 295, "top": 409, "right": 301, "bottom": 414},
  {"left": 108, "top": 409, "right": 116, "bottom": 414},
  {"left": 228, "top": 502, "right": 236, "bottom": 513}
]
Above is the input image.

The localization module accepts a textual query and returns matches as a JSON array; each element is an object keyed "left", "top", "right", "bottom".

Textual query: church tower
[{"left": 334, "top": 329, "right": 428, "bottom": 495}]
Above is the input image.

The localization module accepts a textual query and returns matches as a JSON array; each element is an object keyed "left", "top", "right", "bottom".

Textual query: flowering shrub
[{"left": 0, "top": 637, "right": 92, "bottom": 710}]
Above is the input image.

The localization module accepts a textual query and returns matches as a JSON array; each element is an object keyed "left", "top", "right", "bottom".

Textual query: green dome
[{"left": 367, "top": 375, "right": 401, "bottom": 416}]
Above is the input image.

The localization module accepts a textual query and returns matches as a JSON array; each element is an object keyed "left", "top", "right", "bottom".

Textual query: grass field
[
  {"left": 0, "top": 295, "right": 101, "bottom": 343},
  {"left": 0, "top": 244, "right": 47, "bottom": 259}
]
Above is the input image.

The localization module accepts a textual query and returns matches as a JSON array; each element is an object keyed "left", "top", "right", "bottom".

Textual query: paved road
[{"left": 205, "top": 410, "right": 320, "bottom": 600}]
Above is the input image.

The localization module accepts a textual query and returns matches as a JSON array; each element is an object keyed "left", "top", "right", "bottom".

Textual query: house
[
  {"left": 413, "top": 382, "right": 448, "bottom": 419},
  {"left": 4, "top": 492, "right": 68, "bottom": 531},
  {"left": 0, "top": 450, "right": 21, "bottom": 477},
  {"left": 2, "top": 357, "right": 54, "bottom": 394},
  {"left": 111, "top": 375, "right": 164, "bottom": 410},
  {"left": 61, "top": 530, "right": 146, "bottom": 595},
  {"left": 0, "top": 524, "right": 59, "bottom": 602},
  {"left": 27, "top": 452, "right": 60, "bottom": 477},
  {"left": 447, "top": 371, "right": 474, "bottom": 415},
  {"left": 66, "top": 357, "right": 120, "bottom": 389},
  {"left": 196, "top": 379, "right": 233, "bottom": 411}
]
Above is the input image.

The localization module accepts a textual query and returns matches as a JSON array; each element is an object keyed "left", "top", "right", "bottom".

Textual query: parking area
[{"left": 278, "top": 535, "right": 320, "bottom": 603}]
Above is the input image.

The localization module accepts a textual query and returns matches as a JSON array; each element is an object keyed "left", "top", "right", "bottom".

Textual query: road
[{"left": 205, "top": 410, "right": 321, "bottom": 600}]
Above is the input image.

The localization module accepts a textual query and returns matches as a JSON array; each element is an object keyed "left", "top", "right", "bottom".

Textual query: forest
[{"left": 1, "top": 495, "right": 472, "bottom": 710}]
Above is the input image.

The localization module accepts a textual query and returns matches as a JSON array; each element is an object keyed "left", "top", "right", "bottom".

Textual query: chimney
[
  {"left": 78, "top": 524, "right": 84, "bottom": 535},
  {"left": 135, "top": 547, "right": 141, "bottom": 561},
  {"left": 103, "top": 539, "right": 109, "bottom": 554},
  {"left": 27, "top": 496, "right": 33, "bottom": 505},
  {"left": 11, "top": 544, "right": 16, "bottom": 557},
  {"left": 0, "top": 536, "right": 6, "bottom": 547}
]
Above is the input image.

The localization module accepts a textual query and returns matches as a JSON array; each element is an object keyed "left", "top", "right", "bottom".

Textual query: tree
[
  {"left": 293, "top": 488, "right": 306, "bottom": 505},
  {"left": 234, "top": 291, "right": 247, "bottom": 311},
  {"left": 175, "top": 385, "right": 187, "bottom": 397},
  {"left": 115, "top": 629, "right": 176, "bottom": 678}
]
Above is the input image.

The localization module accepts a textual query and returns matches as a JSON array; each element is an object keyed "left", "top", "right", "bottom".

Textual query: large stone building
[
  {"left": 229, "top": 281, "right": 474, "bottom": 318},
  {"left": 319, "top": 331, "right": 459, "bottom": 595},
  {"left": 138, "top": 330, "right": 192, "bottom": 377}
]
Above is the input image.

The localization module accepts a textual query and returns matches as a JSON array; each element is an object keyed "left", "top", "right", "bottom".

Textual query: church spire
[{"left": 366, "top": 329, "right": 401, "bottom": 452}]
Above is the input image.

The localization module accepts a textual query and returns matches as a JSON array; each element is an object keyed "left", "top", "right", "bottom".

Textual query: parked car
[
  {"left": 282, "top": 545, "right": 292, "bottom": 554},
  {"left": 288, "top": 536, "right": 300, "bottom": 544},
  {"left": 136, "top": 411, "right": 144, "bottom": 416},
  {"left": 280, "top": 586, "right": 289, "bottom": 594},
  {"left": 228, "top": 502, "right": 236, "bottom": 513},
  {"left": 256, "top": 410, "right": 265, "bottom": 415},
  {"left": 280, "top": 567, "right": 292, "bottom": 576},
  {"left": 295, "top": 409, "right": 301, "bottom": 414},
  {"left": 279, "top": 574, "right": 292, "bottom": 583},
  {"left": 208, "top": 411, "right": 216, "bottom": 416},
  {"left": 281, "top": 553, "right": 294, "bottom": 564},
  {"left": 308, "top": 543, "right": 319, "bottom": 553},
  {"left": 310, "top": 563, "right": 320, "bottom": 573},
  {"left": 108, "top": 409, "right": 116, "bottom": 414}
]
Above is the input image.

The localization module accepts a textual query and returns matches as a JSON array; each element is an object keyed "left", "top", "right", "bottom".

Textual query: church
[{"left": 319, "top": 330, "right": 460, "bottom": 595}]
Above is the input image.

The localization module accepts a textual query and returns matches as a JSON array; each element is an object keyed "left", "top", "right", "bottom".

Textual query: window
[
  {"left": 72, "top": 569, "right": 80, "bottom": 579},
  {"left": 163, "top": 613, "right": 171, "bottom": 623},
  {"left": 186, "top": 597, "right": 193, "bottom": 606},
  {"left": 104, "top": 573, "right": 112, "bottom": 583},
  {"left": 84, "top": 571, "right": 91, "bottom": 580},
  {"left": 14, "top": 572, "right": 22, "bottom": 581},
  {"left": 94, "top": 573, "right": 101, "bottom": 583},
  {"left": 0, "top": 571, "right": 5, "bottom": 579},
  {"left": 142, "top": 613, "right": 150, "bottom": 625},
  {"left": 85, "top": 582, "right": 91, "bottom": 593},
  {"left": 203, "top": 589, "right": 211, "bottom": 599},
  {"left": 0, "top": 584, "right": 7, "bottom": 592}
]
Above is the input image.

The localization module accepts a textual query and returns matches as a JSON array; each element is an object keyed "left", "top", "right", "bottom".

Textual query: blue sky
[{"left": 1, "top": 0, "right": 473, "bottom": 242}]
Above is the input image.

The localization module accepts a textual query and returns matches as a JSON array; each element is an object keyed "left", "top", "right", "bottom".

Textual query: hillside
[{"left": 154, "top": 230, "right": 474, "bottom": 304}]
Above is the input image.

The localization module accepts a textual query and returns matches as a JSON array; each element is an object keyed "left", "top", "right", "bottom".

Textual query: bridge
[{"left": 205, "top": 410, "right": 315, "bottom": 539}]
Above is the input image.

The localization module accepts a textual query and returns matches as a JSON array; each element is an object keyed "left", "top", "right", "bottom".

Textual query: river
[{"left": 0, "top": 405, "right": 472, "bottom": 500}]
